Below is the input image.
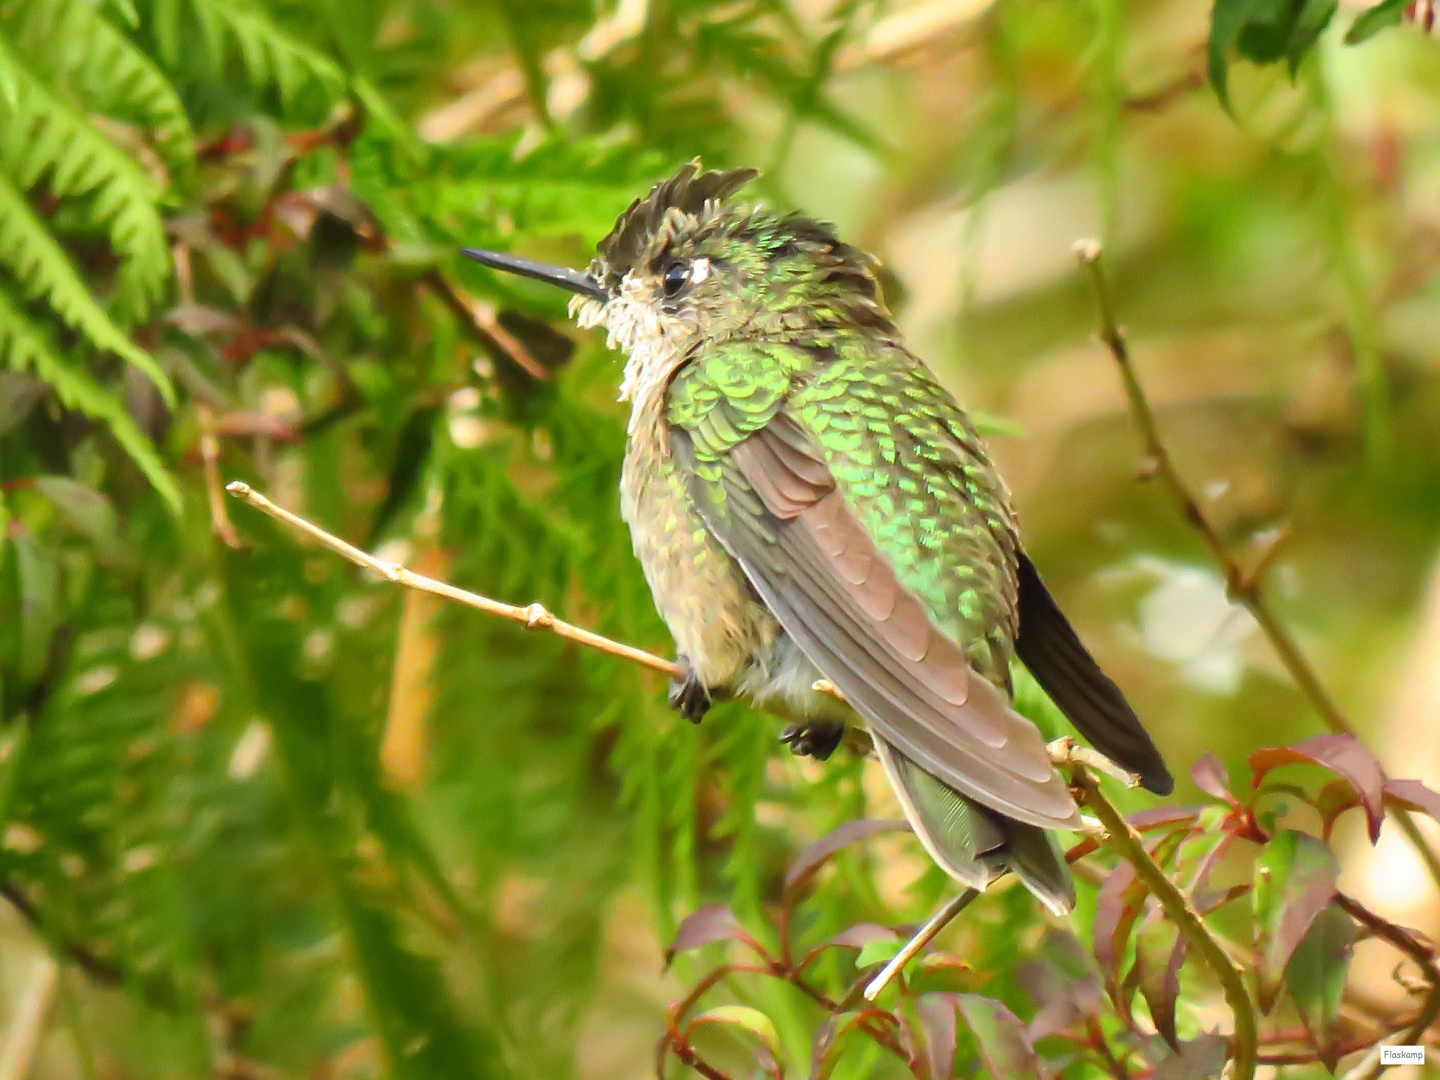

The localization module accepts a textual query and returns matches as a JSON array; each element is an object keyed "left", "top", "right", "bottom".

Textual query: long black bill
[{"left": 460, "top": 248, "right": 608, "bottom": 301}]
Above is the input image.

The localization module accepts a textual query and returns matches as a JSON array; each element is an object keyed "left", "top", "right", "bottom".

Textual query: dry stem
[
  {"left": 225, "top": 481, "right": 681, "bottom": 679},
  {"left": 1073, "top": 239, "right": 1440, "bottom": 894}
]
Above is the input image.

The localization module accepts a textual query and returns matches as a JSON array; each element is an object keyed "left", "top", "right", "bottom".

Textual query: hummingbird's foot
[
  {"left": 779, "top": 719, "right": 846, "bottom": 761},
  {"left": 668, "top": 655, "right": 712, "bottom": 724}
]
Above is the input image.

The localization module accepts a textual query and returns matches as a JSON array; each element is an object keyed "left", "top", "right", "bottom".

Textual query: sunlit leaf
[
  {"left": 1284, "top": 902, "right": 1356, "bottom": 1071},
  {"left": 666, "top": 903, "right": 749, "bottom": 966},
  {"left": 1345, "top": 0, "right": 1407, "bottom": 42},
  {"left": 1191, "top": 754, "right": 1237, "bottom": 806},
  {"left": 689, "top": 1004, "right": 784, "bottom": 1074},
  {"left": 1253, "top": 829, "right": 1340, "bottom": 1011},
  {"left": 954, "top": 994, "right": 1047, "bottom": 1080},
  {"left": 1250, "top": 735, "right": 1386, "bottom": 842},
  {"left": 782, "top": 818, "right": 910, "bottom": 898}
]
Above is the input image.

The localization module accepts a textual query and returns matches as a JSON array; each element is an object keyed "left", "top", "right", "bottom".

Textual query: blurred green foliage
[{"left": 2, "top": 0, "right": 1440, "bottom": 1077}]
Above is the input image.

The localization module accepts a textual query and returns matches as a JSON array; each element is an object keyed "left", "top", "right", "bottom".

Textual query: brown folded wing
[{"left": 680, "top": 413, "right": 1079, "bottom": 831}]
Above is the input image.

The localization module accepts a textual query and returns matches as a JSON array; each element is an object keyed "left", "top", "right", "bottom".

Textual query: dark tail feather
[
  {"left": 875, "top": 739, "right": 1075, "bottom": 916},
  {"left": 1014, "top": 552, "right": 1174, "bottom": 796}
]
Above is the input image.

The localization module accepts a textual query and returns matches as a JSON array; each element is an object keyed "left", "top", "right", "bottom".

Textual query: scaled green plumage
[{"left": 462, "top": 161, "right": 1174, "bottom": 916}]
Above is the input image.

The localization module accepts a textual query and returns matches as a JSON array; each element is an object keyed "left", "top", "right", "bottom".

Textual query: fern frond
[
  {"left": 219, "top": 5, "right": 345, "bottom": 107},
  {"left": 142, "top": 0, "right": 346, "bottom": 111},
  {"left": 0, "top": 286, "right": 179, "bottom": 512},
  {"left": 8, "top": 0, "right": 195, "bottom": 172},
  {"left": 0, "top": 171, "right": 174, "bottom": 407},
  {"left": 0, "top": 36, "right": 172, "bottom": 324}
]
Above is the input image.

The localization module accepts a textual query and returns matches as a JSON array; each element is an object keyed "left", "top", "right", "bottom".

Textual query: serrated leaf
[
  {"left": 1191, "top": 753, "right": 1237, "bottom": 805},
  {"left": 1284, "top": 902, "right": 1355, "bottom": 1071},
  {"left": 1383, "top": 778, "right": 1440, "bottom": 823},
  {"left": 855, "top": 935, "right": 903, "bottom": 969},
  {"left": 1150, "top": 1033, "right": 1229, "bottom": 1079},
  {"left": 1253, "top": 829, "right": 1340, "bottom": 1011},
  {"left": 689, "top": 1004, "right": 783, "bottom": 1072},
  {"left": 1208, "top": 0, "right": 1337, "bottom": 108},
  {"left": 1250, "top": 735, "right": 1386, "bottom": 842},
  {"left": 783, "top": 818, "right": 909, "bottom": 898},
  {"left": 954, "top": 994, "right": 1046, "bottom": 1080},
  {"left": 1135, "top": 917, "right": 1184, "bottom": 1051},
  {"left": 34, "top": 477, "right": 131, "bottom": 571},
  {"left": 821, "top": 923, "right": 897, "bottom": 951},
  {"left": 917, "top": 994, "right": 957, "bottom": 1079},
  {"left": 1345, "top": 0, "right": 1407, "bottom": 42},
  {"left": 665, "top": 903, "right": 746, "bottom": 965},
  {"left": 1093, "top": 860, "right": 1146, "bottom": 1001},
  {"left": 809, "top": 1011, "right": 869, "bottom": 1080},
  {"left": 907, "top": 954, "right": 983, "bottom": 995}
]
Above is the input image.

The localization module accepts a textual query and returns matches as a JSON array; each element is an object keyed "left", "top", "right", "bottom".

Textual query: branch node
[{"left": 523, "top": 603, "right": 555, "bottom": 629}]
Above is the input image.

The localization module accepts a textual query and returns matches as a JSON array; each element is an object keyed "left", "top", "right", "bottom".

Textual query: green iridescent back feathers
[{"left": 571, "top": 161, "right": 1172, "bottom": 912}]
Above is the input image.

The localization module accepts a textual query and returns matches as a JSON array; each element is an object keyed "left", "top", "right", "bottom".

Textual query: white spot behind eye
[{"left": 691, "top": 257, "right": 711, "bottom": 284}]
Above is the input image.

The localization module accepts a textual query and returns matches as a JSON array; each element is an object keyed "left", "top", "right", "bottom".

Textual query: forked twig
[{"left": 1073, "top": 239, "right": 1440, "bottom": 895}]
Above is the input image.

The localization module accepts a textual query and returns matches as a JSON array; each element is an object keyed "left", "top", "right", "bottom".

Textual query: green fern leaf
[
  {"left": 138, "top": 0, "right": 346, "bottom": 110},
  {"left": 0, "top": 171, "right": 175, "bottom": 408},
  {"left": 217, "top": 4, "right": 346, "bottom": 107},
  {"left": 0, "top": 286, "right": 179, "bottom": 512},
  {"left": 8, "top": 0, "right": 195, "bottom": 172},
  {"left": 0, "top": 35, "right": 172, "bottom": 324}
]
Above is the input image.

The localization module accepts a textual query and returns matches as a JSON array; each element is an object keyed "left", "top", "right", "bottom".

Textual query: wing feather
[{"left": 683, "top": 416, "right": 1079, "bottom": 830}]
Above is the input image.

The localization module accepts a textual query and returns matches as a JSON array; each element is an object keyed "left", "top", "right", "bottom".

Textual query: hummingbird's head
[{"left": 462, "top": 161, "right": 892, "bottom": 404}]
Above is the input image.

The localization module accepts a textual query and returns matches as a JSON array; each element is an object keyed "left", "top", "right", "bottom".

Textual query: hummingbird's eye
[{"left": 662, "top": 261, "right": 691, "bottom": 297}]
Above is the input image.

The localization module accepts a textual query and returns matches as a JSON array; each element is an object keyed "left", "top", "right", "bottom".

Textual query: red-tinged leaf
[
  {"left": 1016, "top": 933, "right": 1103, "bottom": 1042},
  {"left": 1149, "top": 1033, "right": 1228, "bottom": 1079},
  {"left": 665, "top": 904, "right": 746, "bottom": 966},
  {"left": 954, "top": 995, "right": 1047, "bottom": 1080},
  {"left": 809, "top": 1012, "right": 869, "bottom": 1080},
  {"left": 855, "top": 936, "right": 902, "bottom": 969},
  {"left": 783, "top": 819, "right": 910, "bottom": 898},
  {"left": 1384, "top": 778, "right": 1440, "bottom": 823},
  {"left": 1093, "top": 862, "right": 1146, "bottom": 1006},
  {"left": 1249, "top": 735, "right": 1386, "bottom": 842},
  {"left": 34, "top": 477, "right": 132, "bottom": 571},
  {"left": 907, "top": 954, "right": 983, "bottom": 995},
  {"left": 1253, "top": 829, "right": 1340, "bottom": 1012},
  {"left": 1315, "top": 778, "right": 1360, "bottom": 838},
  {"left": 1284, "top": 902, "right": 1356, "bottom": 1072},
  {"left": 688, "top": 1005, "right": 783, "bottom": 1078},
  {"left": 1194, "top": 883, "right": 1251, "bottom": 915},
  {"left": 1128, "top": 806, "right": 1203, "bottom": 831},
  {"left": 822, "top": 923, "right": 897, "bottom": 951},
  {"left": 1134, "top": 917, "right": 1183, "bottom": 1051},
  {"left": 1191, "top": 754, "right": 1237, "bottom": 805},
  {"left": 917, "top": 994, "right": 957, "bottom": 1080}
]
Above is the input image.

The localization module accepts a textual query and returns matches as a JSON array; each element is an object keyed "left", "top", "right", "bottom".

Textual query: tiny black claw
[
  {"left": 668, "top": 655, "right": 712, "bottom": 724},
  {"left": 779, "top": 719, "right": 846, "bottom": 761}
]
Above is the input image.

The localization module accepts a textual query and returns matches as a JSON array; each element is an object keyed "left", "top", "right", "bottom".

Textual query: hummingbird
[{"left": 462, "top": 162, "right": 1172, "bottom": 915}]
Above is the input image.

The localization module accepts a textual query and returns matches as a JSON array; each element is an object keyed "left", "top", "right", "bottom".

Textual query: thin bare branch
[
  {"left": 225, "top": 481, "right": 682, "bottom": 679},
  {"left": 1073, "top": 238, "right": 1440, "bottom": 895}
]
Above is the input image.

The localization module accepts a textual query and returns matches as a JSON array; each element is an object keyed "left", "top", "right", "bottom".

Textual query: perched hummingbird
[{"left": 463, "top": 162, "right": 1172, "bottom": 914}]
